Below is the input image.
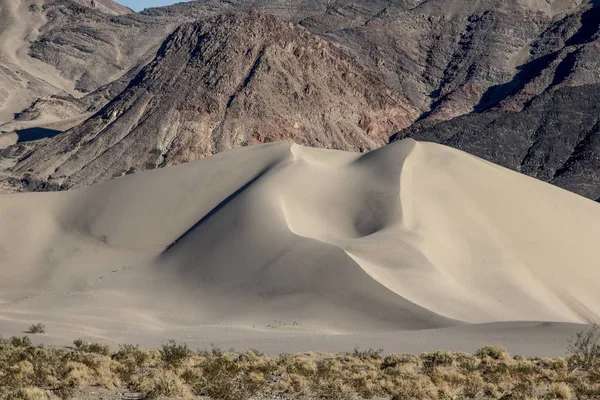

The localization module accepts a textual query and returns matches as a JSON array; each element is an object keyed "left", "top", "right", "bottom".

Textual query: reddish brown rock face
[{"left": 9, "top": 11, "right": 418, "bottom": 189}]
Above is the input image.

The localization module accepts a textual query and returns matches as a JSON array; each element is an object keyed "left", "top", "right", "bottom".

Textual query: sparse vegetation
[
  {"left": 27, "top": 323, "right": 46, "bottom": 335},
  {"left": 159, "top": 340, "right": 191, "bottom": 369},
  {"left": 567, "top": 323, "right": 600, "bottom": 372},
  {"left": 1, "top": 331, "right": 600, "bottom": 399},
  {"left": 72, "top": 339, "right": 110, "bottom": 356}
]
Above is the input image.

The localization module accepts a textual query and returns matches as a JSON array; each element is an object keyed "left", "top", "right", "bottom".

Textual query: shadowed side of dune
[{"left": 157, "top": 147, "right": 457, "bottom": 331}]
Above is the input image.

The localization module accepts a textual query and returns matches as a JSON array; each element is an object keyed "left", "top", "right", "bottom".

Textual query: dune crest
[{"left": 0, "top": 140, "right": 599, "bottom": 341}]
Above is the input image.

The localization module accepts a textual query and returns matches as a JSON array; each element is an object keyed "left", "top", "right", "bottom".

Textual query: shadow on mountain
[
  {"left": 473, "top": 52, "right": 558, "bottom": 112},
  {"left": 16, "top": 127, "right": 62, "bottom": 143},
  {"left": 475, "top": 3, "right": 600, "bottom": 112},
  {"left": 565, "top": 4, "right": 600, "bottom": 46}
]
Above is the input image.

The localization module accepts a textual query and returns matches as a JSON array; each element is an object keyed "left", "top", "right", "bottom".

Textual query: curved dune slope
[{"left": 0, "top": 139, "right": 599, "bottom": 337}]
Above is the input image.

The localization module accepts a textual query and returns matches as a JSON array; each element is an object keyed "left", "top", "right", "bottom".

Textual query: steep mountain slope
[
  {"left": 5, "top": 11, "right": 417, "bottom": 190},
  {"left": 67, "top": 0, "right": 133, "bottom": 15},
  {"left": 0, "top": 0, "right": 198, "bottom": 124},
  {"left": 0, "top": 0, "right": 599, "bottom": 199},
  {"left": 0, "top": 0, "right": 76, "bottom": 123},
  {"left": 136, "top": 0, "right": 600, "bottom": 120},
  {"left": 320, "top": 0, "right": 599, "bottom": 120},
  {"left": 1, "top": 141, "right": 599, "bottom": 340},
  {"left": 25, "top": 0, "right": 182, "bottom": 93}
]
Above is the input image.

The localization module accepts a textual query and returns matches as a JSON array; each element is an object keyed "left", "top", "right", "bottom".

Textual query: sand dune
[{"left": 0, "top": 139, "right": 599, "bottom": 349}]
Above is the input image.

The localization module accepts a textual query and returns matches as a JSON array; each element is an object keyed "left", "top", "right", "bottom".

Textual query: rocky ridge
[
  {"left": 0, "top": 0, "right": 599, "bottom": 199},
  {"left": 6, "top": 11, "right": 417, "bottom": 189}
]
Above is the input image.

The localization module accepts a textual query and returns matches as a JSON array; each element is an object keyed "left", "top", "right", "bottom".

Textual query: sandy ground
[{"left": 0, "top": 140, "right": 599, "bottom": 356}]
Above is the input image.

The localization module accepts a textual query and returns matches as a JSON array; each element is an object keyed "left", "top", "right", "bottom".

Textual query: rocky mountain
[
  {"left": 0, "top": 0, "right": 182, "bottom": 126},
  {"left": 24, "top": 1, "right": 182, "bottom": 93},
  {"left": 0, "top": 0, "right": 599, "bottom": 199},
  {"left": 5, "top": 11, "right": 416, "bottom": 190},
  {"left": 43, "top": 0, "right": 133, "bottom": 15}
]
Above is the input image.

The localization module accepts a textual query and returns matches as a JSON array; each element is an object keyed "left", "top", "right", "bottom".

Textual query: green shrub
[
  {"left": 348, "top": 346, "right": 383, "bottom": 360},
  {"left": 72, "top": 340, "right": 110, "bottom": 356},
  {"left": 27, "top": 324, "right": 46, "bottom": 335},
  {"left": 10, "top": 336, "right": 33, "bottom": 348},
  {"left": 112, "top": 344, "right": 151, "bottom": 381},
  {"left": 159, "top": 340, "right": 191, "bottom": 369}
]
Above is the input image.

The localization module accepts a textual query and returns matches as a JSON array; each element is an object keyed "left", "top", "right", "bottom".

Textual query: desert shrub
[
  {"left": 504, "top": 361, "right": 540, "bottom": 399},
  {"left": 112, "top": 344, "right": 152, "bottom": 381},
  {"left": 132, "top": 368, "right": 193, "bottom": 399},
  {"left": 241, "top": 370, "right": 268, "bottom": 395},
  {"left": 72, "top": 340, "right": 110, "bottom": 356},
  {"left": 247, "top": 348, "right": 264, "bottom": 357},
  {"left": 535, "top": 357, "right": 568, "bottom": 372},
  {"left": 347, "top": 346, "right": 383, "bottom": 360},
  {"left": 27, "top": 324, "right": 46, "bottom": 335},
  {"left": 72, "top": 339, "right": 83, "bottom": 349},
  {"left": 276, "top": 372, "right": 309, "bottom": 392},
  {"left": 244, "top": 353, "right": 278, "bottom": 376},
  {"left": 62, "top": 361, "right": 93, "bottom": 388},
  {"left": 310, "top": 357, "right": 359, "bottom": 400},
  {"left": 567, "top": 324, "right": 600, "bottom": 371},
  {"left": 346, "top": 369, "right": 381, "bottom": 398},
  {"left": 388, "top": 373, "right": 438, "bottom": 400},
  {"left": 197, "top": 343, "right": 225, "bottom": 358},
  {"left": 159, "top": 340, "right": 191, "bottom": 369},
  {"left": 192, "top": 353, "right": 244, "bottom": 400},
  {"left": 571, "top": 375, "right": 600, "bottom": 399},
  {"left": 278, "top": 353, "right": 317, "bottom": 378},
  {"left": 549, "top": 382, "right": 574, "bottom": 399},
  {"left": 421, "top": 350, "right": 456, "bottom": 371},
  {"left": 2, "top": 341, "right": 596, "bottom": 400},
  {"left": 475, "top": 345, "right": 510, "bottom": 361},
  {"left": 63, "top": 350, "right": 120, "bottom": 389},
  {"left": 4, "top": 387, "right": 58, "bottom": 400},
  {"left": 455, "top": 352, "right": 479, "bottom": 374},
  {"left": 27, "top": 347, "right": 65, "bottom": 387},
  {"left": 381, "top": 353, "right": 419, "bottom": 369},
  {"left": 313, "top": 379, "right": 357, "bottom": 400},
  {"left": 314, "top": 358, "right": 342, "bottom": 382},
  {"left": 50, "top": 384, "right": 76, "bottom": 400},
  {"left": 11, "top": 336, "right": 33, "bottom": 348},
  {"left": 460, "top": 372, "right": 485, "bottom": 398},
  {"left": 113, "top": 344, "right": 151, "bottom": 366}
]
